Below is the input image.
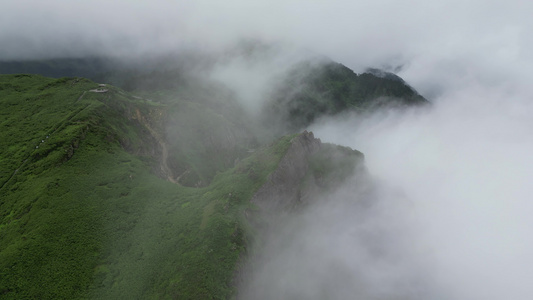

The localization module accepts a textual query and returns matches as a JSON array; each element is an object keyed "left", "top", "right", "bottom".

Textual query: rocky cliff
[
  {"left": 251, "top": 131, "right": 322, "bottom": 213},
  {"left": 250, "top": 130, "right": 365, "bottom": 216}
]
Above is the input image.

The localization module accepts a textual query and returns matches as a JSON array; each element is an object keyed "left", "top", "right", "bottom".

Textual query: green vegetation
[
  {"left": 265, "top": 61, "right": 428, "bottom": 130},
  {"left": 0, "top": 74, "right": 295, "bottom": 299},
  {"left": 0, "top": 75, "right": 95, "bottom": 186},
  {"left": 1, "top": 56, "right": 428, "bottom": 135},
  {"left": 0, "top": 56, "right": 423, "bottom": 298},
  {"left": 119, "top": 72, "right": 260, "bottom": 187}
]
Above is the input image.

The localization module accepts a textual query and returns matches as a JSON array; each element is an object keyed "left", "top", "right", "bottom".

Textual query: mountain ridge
[{"left": 0, "top": 52, "right": 425, "bottom": 298}]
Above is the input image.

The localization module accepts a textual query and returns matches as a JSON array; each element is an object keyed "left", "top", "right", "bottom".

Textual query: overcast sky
[
  {"left": 4, "top": 1, "right": 533, "bottom": 299},
  {"left": 2, "top": 0, "right": 532, "bottom": 98}
]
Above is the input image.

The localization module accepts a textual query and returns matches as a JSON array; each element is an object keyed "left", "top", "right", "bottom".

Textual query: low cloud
[
  {"left": 4, "top": 1, "right": 533, "bottom": 298},
  {"left": 240, "top": 85, "right": 533, "bottom": 299},
  {"left": 239, "top": 172, "right": 442, "bottom": 299},
  {"left": 206, "top": 42, "right": 317, "bottom": 115},
  {"left": 307, "top": 86, "right": 533, "bottom": 299}
]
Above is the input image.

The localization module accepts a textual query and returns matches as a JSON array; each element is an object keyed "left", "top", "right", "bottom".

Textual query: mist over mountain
[
  {"left": 2, "top": 0, "right": 533, "bottom": 299},
  {"left": 0, "top": 44, "right": 428, "bottom": 298}
]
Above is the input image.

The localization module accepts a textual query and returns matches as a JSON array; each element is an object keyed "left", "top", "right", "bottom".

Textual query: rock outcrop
[{"left": 251, "top": 131, "right": 321, "bottom": 213}]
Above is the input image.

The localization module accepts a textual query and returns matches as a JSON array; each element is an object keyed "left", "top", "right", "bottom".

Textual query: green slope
[
  {"left": 264, "top": 60, "right": 428, "bottom": 131},
  {"left": 0, "top": 74, "right": 294, "bottom": 299},
  {"left": 0, "top": 59, "right": 389, "bottom": 298}
]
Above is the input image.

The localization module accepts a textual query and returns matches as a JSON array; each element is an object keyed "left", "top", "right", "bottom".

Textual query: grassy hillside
[
  {"left": 0, "top": 74, "right": 295, "bottom": 299},
  {"left": 0, "top": 56, "right": 404, "bottom": 298}
]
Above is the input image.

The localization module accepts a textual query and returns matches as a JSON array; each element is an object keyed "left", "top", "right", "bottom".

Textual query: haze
[{"left": 3, "top": 0, "right": 533, "bottom": 299}]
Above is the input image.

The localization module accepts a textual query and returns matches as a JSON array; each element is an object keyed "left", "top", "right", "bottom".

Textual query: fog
[
  {"left": 239, "top": 167, "right": 441, "bottom": 299},
  {"left": 240, "top": 88, "right": 533, "bottom": 299},
  {"left": 207, "top": 42, "right": 320, "bottom": 115},
  {"left": 307, "top": 91, "right": 533, "bottom": 299},
  {"left": 4, "top": 0, "right": 533, "bottom": 298}
]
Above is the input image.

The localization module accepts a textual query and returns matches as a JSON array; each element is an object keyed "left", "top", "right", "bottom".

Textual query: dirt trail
[
  {"left": 76, "top": 91, "right": 86, "bottom": 102},
  {"left": 135, "top": 109, "right": 177, "bottom": 184}
]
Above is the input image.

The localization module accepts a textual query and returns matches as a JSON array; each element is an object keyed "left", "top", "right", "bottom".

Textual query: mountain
[
  {"left": 263, "top": 60, "right": 428, "bottom": 132},
  {"left": 0, "top": 53, "right": 426, "bottom": 298}
]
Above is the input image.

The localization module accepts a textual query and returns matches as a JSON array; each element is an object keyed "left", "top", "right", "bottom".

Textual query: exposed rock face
[
  {"left": 237, "top": 132, "right": 367, "bottom": 299},
  {"left": 251, "top": 131, "right": 321, "bottom": 213}
]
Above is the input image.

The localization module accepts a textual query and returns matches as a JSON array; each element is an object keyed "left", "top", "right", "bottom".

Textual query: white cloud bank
[{"left": 309, "top": 88, "right": 533, "bottom": 299}]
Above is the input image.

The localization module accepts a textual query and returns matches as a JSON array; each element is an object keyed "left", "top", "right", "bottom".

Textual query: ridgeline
[{"left": 0, "top": 55, "right": 426, "bottom": 298}]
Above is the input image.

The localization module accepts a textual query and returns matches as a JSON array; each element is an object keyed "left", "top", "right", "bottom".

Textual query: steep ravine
[{"left": 132, "top": 108, "right": 177, "bottom": 184}]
